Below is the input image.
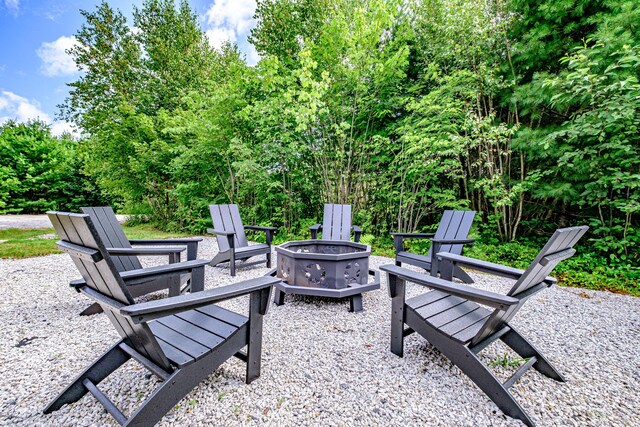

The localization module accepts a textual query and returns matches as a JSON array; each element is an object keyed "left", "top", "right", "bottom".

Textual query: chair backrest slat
[
  {"left": 426, "top": 210, "right": 476, "bottom": 259},
  {"left": 469, "top": 226, "right": 588, "bottom": 347},
  {"left": 52, "top": 213, "right": 122, "bottom": 301},
  {"left": 209, "top": 204, "right": 248, "bottom": 251},
  {"left": 507, "top": 226, "right": 588, "bottom": 297},
  {"left": 321, "top": 204, "right": 352, "bottom": 241},
  {"left": 81, "top": 207, "right": 141, "bottom": 272},
  {"left": 48, "top": 211, "right": 172, "bottom": 370}
]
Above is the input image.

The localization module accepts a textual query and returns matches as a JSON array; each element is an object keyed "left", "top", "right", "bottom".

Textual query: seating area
[{"left": 2, "top": 207, "right": 639, "bottom": 426}]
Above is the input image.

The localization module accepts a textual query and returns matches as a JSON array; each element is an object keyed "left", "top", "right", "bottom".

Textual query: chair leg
[
  {"left": 266, "top": 251, "right": 272, "bottom": 268},
  {"left": 349, "top": 294, "right": 363, "bottom": 312},
  {"left": 454, "top": 266, "right": 474, "bottom": 284},
  {"left": 44, "top": 341, "right": 129, "bottom": 413},
  {"left": 501, "top": 326, "right": 565, "bottom": 382},
  {"left": 189, "top": 266, "right": 205, "bottom": 293},
  {"left": 80, "top": 302, "right": 104, "bottom": 316},
  {"left": 273, "top": 288, "right": 285, "bottom": 306},
  {"left": 167, "top": 275, "right": 180, "bottom": 297},
  {"left": 126, "top": 331, "right": 248, "bottom": 426},
  {"left": 246, "top": 289, "right": 269, "bottom": 383},
  {"left": 230, "top": 251, "right": 236, "bottom": 276},
  {"left": 417, "top": 332, "right": 535, "bottom": 427},
  {"left": 388, "top": 275, "right": 406, "bottom": 357},
  {"left": 417, "top": 326, "right": 536, "bottom": 427}
]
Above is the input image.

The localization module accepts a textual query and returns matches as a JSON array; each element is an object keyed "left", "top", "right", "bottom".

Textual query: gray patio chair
[
  {"left": 71, "top": 206, "right": 203, "bottom": 315},
  {"left": 45, "top": 211, "right": 278, "bottom": 426},
  {"left": 392, "top": 210, "right": 476, "bottom": 283},
  {"left": 381, "top": 226, "right": 588, "bottom": 426},
  {"left": 309, "top": 203, "right": 362, "bottom": 242},
  {"left": 208, "top": 204, "right": 276, "bottom": 276}
]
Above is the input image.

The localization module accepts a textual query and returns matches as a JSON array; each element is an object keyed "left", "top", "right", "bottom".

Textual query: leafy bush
[{"left": 0, "top": 120, "right": 105, "bottom": 213}]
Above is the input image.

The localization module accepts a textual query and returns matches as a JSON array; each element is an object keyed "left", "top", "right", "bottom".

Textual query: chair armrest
[
  {"left": 309, "top": 224, "right": 322, "bottom": 239},
  {"left": 244, "top": 225, "right": 277, "bottom": 232},
  {"left": 122, "top": 276, "right": 281, "bottom": 323},
  {"left": 244, "top": 226, "right": 276, "bottom": 245},
  {"left": 391, "top": 232, "right": 436, "bottom": 238},
  {"left": 206, "top": 228, "right": 235, "bottom": 236},
  {"left": 436, "top": 253, "right": 556, "bottom": 285},
  {"left": 119, "top": 259, "right": 209, "bottom": 281},
  {"left": 431, "top": 238, "right": 475, "bottom": 245},
  {"left": 391, "top": 232, "right": 436, "bottom": 252},
  {"left": 380, "top": 264, "right": 519, "bottom": 310},
  {"left": 107, "top": 247, "right": 184, "bottom": 256},
  {"left": 129, "top": 238, "right": 203, "bottom": 244},
  {"left": 129, "top": 238, "right": 200, "bottom": 260}
]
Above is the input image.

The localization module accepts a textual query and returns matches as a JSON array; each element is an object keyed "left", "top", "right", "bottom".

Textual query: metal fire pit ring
[{"left": 270, "top": 240, "right": 380, "bottom": 312}]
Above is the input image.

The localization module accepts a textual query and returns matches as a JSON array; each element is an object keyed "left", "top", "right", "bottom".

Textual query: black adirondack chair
[
  {"left": 381, "top": 226, "right": 588, "bottom": 426},
  {"left": 392, "top": 210, "right": 476, "bottom": 283},
  {"left": 208, "top": 204, "right": 276, "bottom": 276},
  {"left": 309, "top": 204, "right": 362, "bottom": 242},
  {"left": 45, "top": 211, "right": 279, "bottom": 426},
  {"left": 74, "top": 206, "right": 203, "bottom": 315}
]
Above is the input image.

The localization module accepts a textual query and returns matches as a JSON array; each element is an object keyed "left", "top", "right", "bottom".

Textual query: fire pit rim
[{"left": 275, "top": 239, "right": 371, "bottom": 261}]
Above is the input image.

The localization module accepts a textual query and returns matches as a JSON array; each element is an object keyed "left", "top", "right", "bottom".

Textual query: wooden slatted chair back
[
  {"left": 209, "top": 204, "right": 249, "bottom": 252},
  {"left": 469, "top": 226, "right": 588, "bottom": 347},
  {"left": 81, "top": 206, "right": 142, "bottom": 272},
  {"left": 321, "top": 204, "right": 352, "bottom": 241},
  {"left": 48, "top": 211, "right": 172, "bottom": 371},
  {"left": 426, "top": 210, "right": 476, "bottom": 258}
]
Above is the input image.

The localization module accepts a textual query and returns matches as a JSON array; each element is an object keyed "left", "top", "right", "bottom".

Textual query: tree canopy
[{"left": 25, "top": 0, "right": 634, "bottom": 270}]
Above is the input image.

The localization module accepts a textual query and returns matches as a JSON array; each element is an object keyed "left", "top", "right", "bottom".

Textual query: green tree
[{"left": 0, "top": 120, "right": 103, "bottom": 213}]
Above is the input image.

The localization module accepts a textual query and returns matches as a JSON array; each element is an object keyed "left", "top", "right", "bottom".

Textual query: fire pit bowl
[{"left": 271, "top": 240, "right": 380, "bottom": 312}]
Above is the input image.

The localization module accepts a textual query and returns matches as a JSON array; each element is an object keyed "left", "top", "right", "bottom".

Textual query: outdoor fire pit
[{"left": 271, "top": 240, "right": 380, "bottom": 312}]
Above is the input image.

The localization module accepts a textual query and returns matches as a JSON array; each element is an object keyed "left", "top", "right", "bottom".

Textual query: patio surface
[{"left": 0, "top": 236, "right": 638, "bottom": 426}]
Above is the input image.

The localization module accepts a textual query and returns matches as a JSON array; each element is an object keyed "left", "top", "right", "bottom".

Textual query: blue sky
[{"left": 0, "top": 0, "right": 258, "bottom": 135}]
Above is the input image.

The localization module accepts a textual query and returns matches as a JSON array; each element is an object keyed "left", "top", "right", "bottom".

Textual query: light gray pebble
[{"left": 0, "top": 236, "right": 639, "bottom": 426}]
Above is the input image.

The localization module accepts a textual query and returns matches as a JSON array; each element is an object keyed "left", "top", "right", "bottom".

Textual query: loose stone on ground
[{"left": 0, "top": 236, "right": 638, "bottom": 426}]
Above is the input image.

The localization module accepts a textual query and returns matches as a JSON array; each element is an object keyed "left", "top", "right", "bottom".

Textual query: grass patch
[{"left": 0, "top": 226, "right": 190, "bottom": 259}]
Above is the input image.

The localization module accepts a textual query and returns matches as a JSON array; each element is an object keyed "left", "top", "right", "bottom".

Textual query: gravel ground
[{"left": 1, "top": 236, "right": 639, "bottom": 426}]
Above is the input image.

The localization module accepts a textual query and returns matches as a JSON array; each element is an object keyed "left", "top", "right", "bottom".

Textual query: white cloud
[
  {"left": 4, "top": 0, "right": 19, "bottom": 15},
  {"left": 205, "top": 27, "right": 237, "bottom": 50},
  {"left": 0, "top": 90, "right": 78, "bottom": 137},
  {"left": 37, "top": 36, "right": 78, "bottom": 77},
  {"left": 203, "top": 0, "right": 256, "bottom": 50},
  {"left": 0, "top": 91, "right": 51, "bottom": 123},
  {"left": 50, "top": 121, "right": 78, "bottom": 137}
]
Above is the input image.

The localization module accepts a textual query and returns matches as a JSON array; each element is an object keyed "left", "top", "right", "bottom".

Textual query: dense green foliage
[
  {"left": 0, "top": 120, "right": 104, "bottom": 213},
  {"left": 6, "top": 0, "right": 637, "bottom": 291}
]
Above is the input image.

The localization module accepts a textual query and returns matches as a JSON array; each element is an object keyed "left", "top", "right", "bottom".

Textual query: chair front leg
[
  {"left": 353, "top": 227, "right": 362, "bottom": 243},
  {"left": 246, "top": 287, "right": 272, "bottom": 383},
  {"left": 387, "top": 272, "right": 407, "bottom": 357},
  {"left": 393, "top": 234, "right": 404, "bottom": 253},
  {"left": 265, "top": 229, "right": 274, "bottom": 268},
  {"left": 430, "top": 241, "right": 442, "bottom": 277},
  {"left": 189, "top": 265, "right": 205, "bottom": 293},
  {"left": 185, "top": 241, "right": 198, "bottom": 261},
  {"left": 168, "top": 252, "right": 181, "bottom": 264},
  {"left": 227, "top": 234, "right": 236, "bottom": 276}
]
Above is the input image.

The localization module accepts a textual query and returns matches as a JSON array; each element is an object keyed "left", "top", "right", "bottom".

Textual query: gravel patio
[{"left": 1, "top": 236, "right": 638, "bottom": 426}]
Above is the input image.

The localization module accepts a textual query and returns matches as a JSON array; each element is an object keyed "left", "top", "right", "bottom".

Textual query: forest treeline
[{"left": 1, "top": 0, "right": 638, "bottom": 277}]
